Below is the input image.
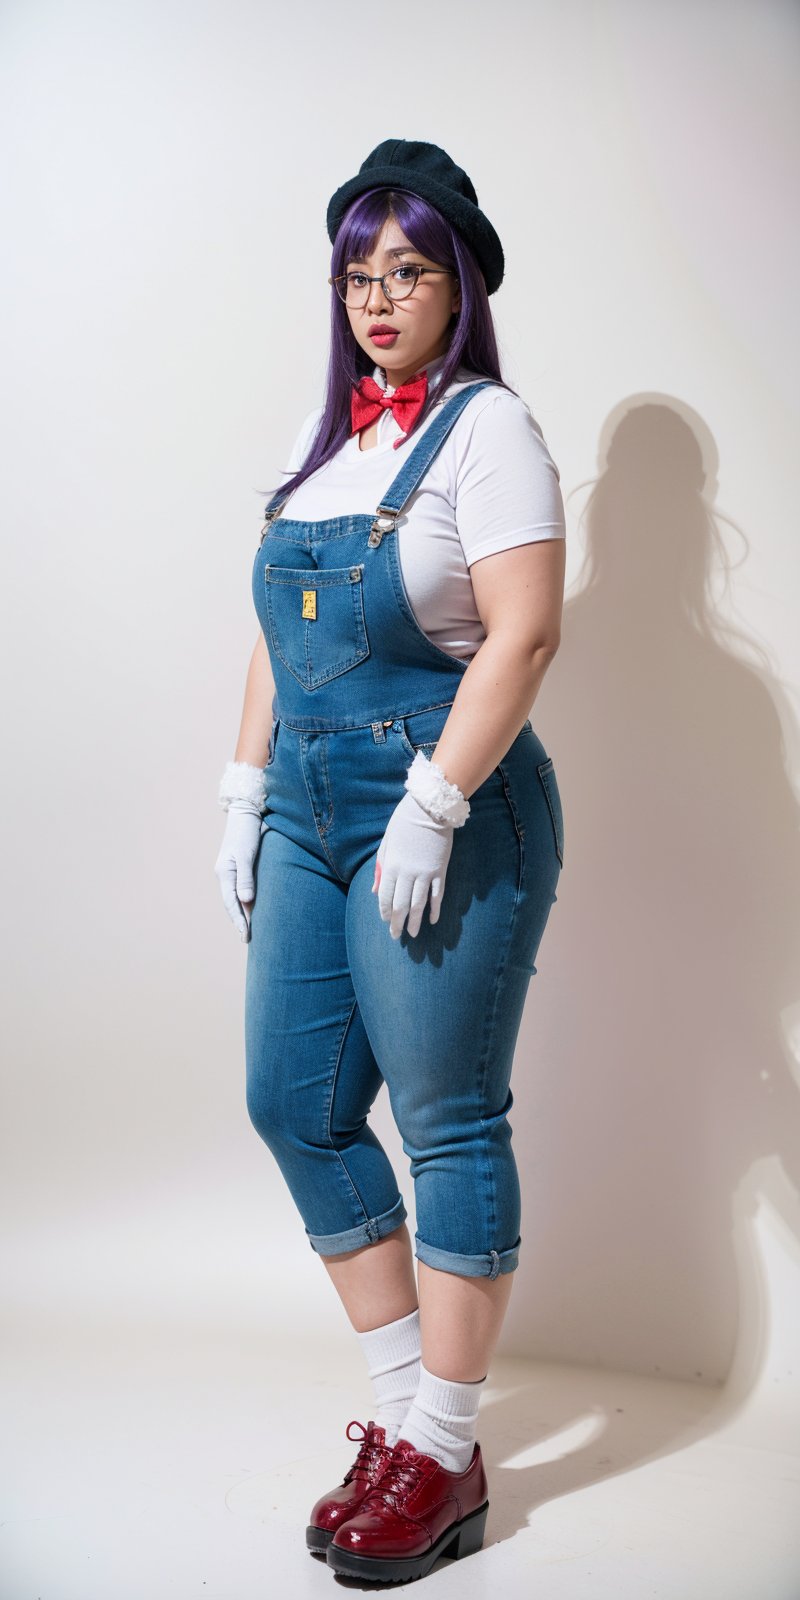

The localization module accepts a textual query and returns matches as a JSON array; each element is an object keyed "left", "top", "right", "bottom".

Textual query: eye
[
  {"left": 347, "top": 271, "right": 369, "bottom": 287},
  {"left": 390, "top": 265, "right": 418, "bottom": 283}
]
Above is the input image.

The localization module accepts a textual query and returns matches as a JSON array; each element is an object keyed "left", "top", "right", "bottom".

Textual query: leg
[
  {"left": 318, "top": 1221, "right": 418, "bottom": 1333},
  {"left": 343, "top": 823, "right": 541, "bottom": 1284},
  {"left": 342, "top": 734, "right": 561, "bottom": 1370},
  {"left": 320, "top": 1223, "right": 422, "bottom": 1446},
  {"left": 247, "top": 824, "right": 423, "bottom": 1446},
  {"left": 417, "top": 1258, "right": 514, "bottom": 1381},
  {"left": 245, "top": 825, "right": 408, "bottom": 1262}
]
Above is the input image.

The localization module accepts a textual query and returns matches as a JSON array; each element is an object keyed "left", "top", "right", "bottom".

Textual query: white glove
[
  {"left": 372, "top": 790, "right": 454, "bottom": 940},
  {"left": 215, "top": 802, "right": 263, "bottom": 942}
]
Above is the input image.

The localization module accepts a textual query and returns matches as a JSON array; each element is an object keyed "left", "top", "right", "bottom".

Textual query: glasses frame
[{"left": 328, "top": 265, "right": 455, "bottom": 305}]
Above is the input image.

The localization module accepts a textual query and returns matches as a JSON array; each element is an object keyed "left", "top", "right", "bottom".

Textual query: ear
[{"left": 451, "top": 277, "right": 461, "bottom": 315}]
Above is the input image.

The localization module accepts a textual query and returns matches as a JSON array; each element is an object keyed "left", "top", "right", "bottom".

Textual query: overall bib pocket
[
  {"left": 536, "top": 757, "right": 564, "bottom": 866},
  {"left": 264, "top": 564, "right": 370, "bottom": 690}
]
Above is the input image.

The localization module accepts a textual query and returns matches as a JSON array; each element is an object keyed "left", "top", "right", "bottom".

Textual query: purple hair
[{"left": 258, "top": 187, "right": 518, "bottom": 507}]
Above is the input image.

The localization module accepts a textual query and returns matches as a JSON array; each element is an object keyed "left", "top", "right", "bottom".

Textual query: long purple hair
[{"left": 258, "top": 187, "right": 518, "bottom": 507}]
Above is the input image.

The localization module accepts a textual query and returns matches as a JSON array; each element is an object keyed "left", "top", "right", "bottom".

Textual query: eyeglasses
[{"left": 328, "top": 264, "right": 454, "bottom": 308}]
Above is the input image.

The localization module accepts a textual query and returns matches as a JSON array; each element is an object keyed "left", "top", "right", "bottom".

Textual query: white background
[{"left": 2, "top": 0, "right": 799, "bottom": 1419}]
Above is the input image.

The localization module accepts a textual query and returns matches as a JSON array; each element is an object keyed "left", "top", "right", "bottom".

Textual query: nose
[{"left": 365, "top": 276, "right": 393, "bottom": 315}]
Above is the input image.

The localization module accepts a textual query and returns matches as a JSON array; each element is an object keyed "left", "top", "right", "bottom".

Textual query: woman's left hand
[{"left": 372, "top": 791, "right": 454, "bottom": 939}]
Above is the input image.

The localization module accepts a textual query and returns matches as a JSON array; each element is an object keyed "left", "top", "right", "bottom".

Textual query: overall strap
[
  {"left": 262, "top": 379, "right": 497, "bottom": 523},
  {"left": 376, "top": 381, "right": 497, "bottom": 516}
]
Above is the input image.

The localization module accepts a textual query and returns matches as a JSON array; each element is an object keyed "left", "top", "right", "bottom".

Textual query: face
[{"left": 343, "top": 218, "right": 461, "bottom": 387}]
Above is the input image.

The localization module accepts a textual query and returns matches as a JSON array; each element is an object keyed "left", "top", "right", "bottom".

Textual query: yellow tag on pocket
[{"left": 302, "top": 589, "right": 317, "bottom": 620}]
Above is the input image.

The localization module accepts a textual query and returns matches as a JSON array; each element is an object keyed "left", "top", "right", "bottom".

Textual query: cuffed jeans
[{"left": 244, "top": 708, "right": 564, "bottom": 1279}]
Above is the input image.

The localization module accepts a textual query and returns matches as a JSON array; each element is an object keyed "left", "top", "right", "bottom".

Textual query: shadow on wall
[{"left": 505, "top": 393, "right": 800, "bottom": 1399}]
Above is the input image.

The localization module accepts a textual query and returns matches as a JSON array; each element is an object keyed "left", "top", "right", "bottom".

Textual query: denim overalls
[{"left": 245, "top": 382, "right": 564, "bottom": 1279}]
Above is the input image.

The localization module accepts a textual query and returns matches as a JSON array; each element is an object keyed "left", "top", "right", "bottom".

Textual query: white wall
[{"left": 2, "top": 0, "right": 799, "bottom": 1390}]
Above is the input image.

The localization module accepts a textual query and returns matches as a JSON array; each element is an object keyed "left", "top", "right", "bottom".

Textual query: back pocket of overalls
[
  {"left": 537, "top": 757, "right": 564, "bottom": 866},
  {"left": 264, "top": 564, "right": 369, "bottom": 690}
]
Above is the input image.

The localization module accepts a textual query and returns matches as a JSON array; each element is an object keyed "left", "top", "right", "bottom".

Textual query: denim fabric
[{"left": 245, "top": 384, "right": 564, "bottom": 1279}]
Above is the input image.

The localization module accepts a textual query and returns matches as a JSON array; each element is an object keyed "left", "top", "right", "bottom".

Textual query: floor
[{"left": 2, "top": 1315, "right": 798, "bottom": 1599}]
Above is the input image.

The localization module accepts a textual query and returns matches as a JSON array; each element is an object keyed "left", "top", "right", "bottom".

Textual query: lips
[{"left": 369, "top": 325, "right": 397, "bottom": 336}]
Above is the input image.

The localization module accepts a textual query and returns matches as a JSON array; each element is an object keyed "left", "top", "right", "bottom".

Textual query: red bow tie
[{"left": 351, "top": 371, "right": 428, "bottom": 449}]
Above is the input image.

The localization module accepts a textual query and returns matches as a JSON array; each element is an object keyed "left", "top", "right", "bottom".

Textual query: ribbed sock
[
  {"left": 397, "top": 1358, "right": 487, "bottom": 1473},
  {"left": 355, "top": 1308, "right": 421, "bottom": 1447}
]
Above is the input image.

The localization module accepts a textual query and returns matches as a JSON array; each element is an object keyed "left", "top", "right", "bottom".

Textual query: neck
[{"left": 377, "top": 348, "right": 450, "bottom": 392}]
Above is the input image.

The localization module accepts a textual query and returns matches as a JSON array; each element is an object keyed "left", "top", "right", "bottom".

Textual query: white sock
[
  {"left": 356, "top": 1308, "right": 421, "bottom": 1447},
  {"left": 397, "top": 1358, "right": 486, "bottom": 1473}
]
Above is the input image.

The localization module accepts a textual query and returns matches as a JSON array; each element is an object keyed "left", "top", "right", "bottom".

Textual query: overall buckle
[
  {"left": 259, "top": 506, "right": 282, "bottom": 546},
  {"left": 368, "top": 509, "right": 399, "bottom": 549}
]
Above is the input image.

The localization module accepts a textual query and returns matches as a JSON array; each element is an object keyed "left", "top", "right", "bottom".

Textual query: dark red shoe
[
  {"left": 326, "top": 1435, "right": 489, "bottom": 1581},
  {"left": 306, "top": 1419, "right": 393, "bottom": 1554}
]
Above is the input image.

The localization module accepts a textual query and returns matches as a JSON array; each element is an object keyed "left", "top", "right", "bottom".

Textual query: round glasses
[{"left": 328, "top": 264, "right": 454, "bottom": 308}]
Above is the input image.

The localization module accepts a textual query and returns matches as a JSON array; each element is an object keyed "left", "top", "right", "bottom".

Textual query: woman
[{"left": 215, "top": 138, "right": 566, "bottom": 1584}]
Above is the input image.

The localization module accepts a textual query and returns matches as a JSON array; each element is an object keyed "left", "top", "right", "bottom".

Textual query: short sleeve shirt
[{"left": 271, "top": 351, "right": 566, "bottom": 660}]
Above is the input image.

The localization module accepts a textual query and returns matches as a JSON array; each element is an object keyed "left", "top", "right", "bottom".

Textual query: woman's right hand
[{"left": 215, "top": 802, "right": 264, "bottom": 942}]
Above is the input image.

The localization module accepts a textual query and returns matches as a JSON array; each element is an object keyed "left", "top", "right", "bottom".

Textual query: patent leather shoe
[
  {"left": 306, "top": 1419, "right": 393, "bottom": 1553},
  {"left": 326, "top": 1434, "right": 489, "bottom": 1581}
]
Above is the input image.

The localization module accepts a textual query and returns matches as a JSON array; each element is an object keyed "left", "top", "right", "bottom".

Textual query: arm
[
  {"left": 231, "top": 405, "right": 321, "bottom": 765},
  {"left": 234, "top": 631, "right": 276, "bottom": 767},
  {"left": 422, "top": 390, "right": 566, "bottom": 800},
  {"left": 373, "top": 537, "right": 565, "bottom": 940},
  {"left": 426, "top": 537, "right": 566, "bottom": 799},
  {"left": 215, "top": 632, "right": 275, "bottom": 943}
]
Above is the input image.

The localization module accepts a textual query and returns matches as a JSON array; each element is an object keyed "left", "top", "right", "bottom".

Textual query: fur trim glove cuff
[
  {"left": 403, "top": 750, "right": 471, "bottom": 828},
  {"left": 218, "top": 760, "right": 267, "bottom": 814}
]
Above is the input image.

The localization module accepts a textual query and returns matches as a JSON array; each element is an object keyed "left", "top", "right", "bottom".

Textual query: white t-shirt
[{"left": 272, "top": 350, "right": 566, "bottom": 661}]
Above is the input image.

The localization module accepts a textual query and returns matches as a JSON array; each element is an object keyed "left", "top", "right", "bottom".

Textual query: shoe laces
[
  {"left": 357, "top": 1445, "right": 427, "bottom": 1511},
  {"left": 342, "top": 1418, "right": 392, "bottom": 1485}
]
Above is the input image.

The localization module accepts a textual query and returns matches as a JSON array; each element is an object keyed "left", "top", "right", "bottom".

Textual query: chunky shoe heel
[{"left": 445, "top": 1499, "right": 489, "bottom": 1559}]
